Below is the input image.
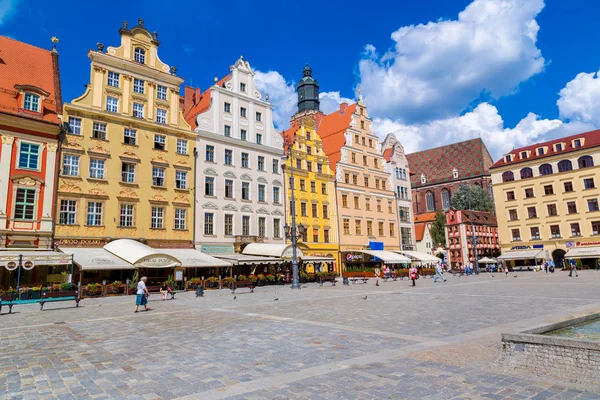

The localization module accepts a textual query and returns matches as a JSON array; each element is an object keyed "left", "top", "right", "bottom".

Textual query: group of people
[
  {"left": 372, "top": 261, "right": 448, "bottom": 287},
  {"left": 133, "top": 277, "right": 173, "bottom": 313}
]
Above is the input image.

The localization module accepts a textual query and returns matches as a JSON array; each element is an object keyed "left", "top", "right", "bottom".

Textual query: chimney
[
  {"left": 340, "top": 102, "right": 348, "bottom": 114},
  {"left": 184, "top": 86, "right": 195, "bottom": 107}
]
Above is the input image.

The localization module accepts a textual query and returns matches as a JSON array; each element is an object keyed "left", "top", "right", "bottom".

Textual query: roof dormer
[
  {"left": 572, "top": 138, "right": 584, "bottom": 148},
  {"left": 519, "top": 150, "right": 531, "bottom": 160},
  {"left": 420, "top": 173, "right": 427, "bottom": 184},
  {"left": 535, "top": 146, "right": 547, "bottom": 156},
  {"left": 14, "top": 84, "right": 50, "bottom": 114},
  {"left": 553, "top": 142, "right": 565, "bottom": 152},
  {"left": 504, "top": 154, "right": 513, "bottom": 163}
]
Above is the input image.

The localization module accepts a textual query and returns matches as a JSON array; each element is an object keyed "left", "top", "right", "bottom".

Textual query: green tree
[
  {"left": 430, "top": 210, "right": 447, "bottom": 247},
  {"left": 450, "top": 184, "right": 494, "bottom": 211}
]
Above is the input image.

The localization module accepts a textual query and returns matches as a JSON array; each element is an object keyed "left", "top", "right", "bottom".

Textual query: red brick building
[
  {"left": 446, "top": 208, "right": 500, "bottom": 268},
  {"left": 407, "top": 138, "right": 494, "bottom": 216}
]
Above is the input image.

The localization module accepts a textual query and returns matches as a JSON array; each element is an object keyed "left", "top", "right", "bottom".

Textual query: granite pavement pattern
[{"left": 1, "top": 271, "right": 600, "bottom": 399}]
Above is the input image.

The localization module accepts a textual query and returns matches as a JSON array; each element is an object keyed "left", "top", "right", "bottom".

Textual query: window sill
[
  {"left": 153, "top": 148, "right": 167, "bottom": 152},
  {"left": 150, "top": 228, "right": 166, "bottom": 231},
  {"left": 151, "top": 185, "right": 167, "bottom": 190},
  {"left": 57, "top": 223, "right": 79, "bottom": 227},
  {"left": 85, "top": 225, "right": 105, "bottom": 228},
  {"left": 87, "top": 178, "right": 108, "bottom": 183},
  {"left": 570, "top": 235, "right": 582, "bottom": 238},
  {"left": 203, "top": 234, "right": 217, "bottom": 237},
  {"left": 241, "top": 199, "right": 252, "bottom": 202},
  {"left": 205, "top": 195, "right": 217, "bottom": 199},
  {"left": 588, "top": 210, "right": 600, "bottom": 213},
  {"left": 175, "top": 188, "right": 190, "bottom": 192},
  {"left": 122, "top": 142, "right": 138, "bottom": 147},
  {"left": 551, "top": 236, "right": 562, "bottom": 239},
  {"left": 526, "top": 217, "right": 538, "bottom": 220},
  {"left": 60, "top": 175, "right": 82, "bottom": 180},
  {"left": 91, "top": 137, "right": 108, "bottom": 142},
  {"left": 205, "top": 160, "right": 216, "bottom": 164},
  {"left": 511, "top": 239, "right": 522, "bottom": 242},
  {"left": 224, "top": 164, "right": 234, "bottom": 167},
  {"left": 120, "top": 182, "right": 139, "bottom": 187},
  {"left": 225, "top": 197, "right": 236, "bottom": 201},
  {"left": 241, "top": 167, "right": 251, "bottom": 170},
  {"left": 118, "top": 226, "right": 136, "bottom": 229},
  {"left": 174, "top": 229, "right": 189, "bottom": 231},
  {"left": 543, "top": 193, "right": 555, "bottom": 196},
  {"left": 257, "top": 201, "right": 267, "bottom": 204}
]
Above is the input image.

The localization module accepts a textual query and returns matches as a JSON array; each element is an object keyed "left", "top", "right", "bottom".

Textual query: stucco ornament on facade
[{"left": 1, "top": 135, "right": 15, "bottom": 145}]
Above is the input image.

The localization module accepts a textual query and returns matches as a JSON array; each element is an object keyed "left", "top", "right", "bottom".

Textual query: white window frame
[
  {"left": 120, "top": 204, "right": 135, "bottom": 227},
  {"left": 23, "top": 93, "right": 40, "bottom": 112},
  {"left": 205, "top": 176, "right": 215, "bottom": 196},
  {"left": 258, "top": 156, "right": 265, "bottom": 171},
  {"left": 133, "top": 78, "right": 145, "bottom": 94},
  {"left": 225, "top": 179, "right": 234, "bottom": 198},
  {"left": 106, "top": 96, "right": 118, "bottom": 113},
  {"left": 224, "top": 102, "right": 231, "bottom": 113},
  {"left": 87, "top": 201, "right": 103, "bottom": 226},
  {"left": 256, "top": 112, "right": 262, "bottom": 122},
  {"left": 89, "top": 158, "right": 105, "bottom": 179},
  {"left": 154, "top": 134, "right": 166, "bottom": 150},
  {"left": 157, "top": 85, "right": 167, "bottom": 100},
  {"left": 156, "top": 109, "right": 167, "bottom": 124},
  {"left": 176, "top": 139, "right": 187, "bottom": 155},
  {"left": 174, "top": 208, "right": 186, "bottom": 230},
  {"left": 152, "top": 167, "right": 165, "bottom": 187},
  {"left": 258, "top": 217, "right": 266, "bottom": 237},
  {"left": 151, "top": 207, "right": 164, "bottom": 229},
  {"left": 240, "top": 107, "right": 247, "bottom": 118},
  {"left": 124, "top": 128, "right": 136, "bottom": 145},
  {"left": 59, "top": 200, "right": 77, "bottom": 225},
  {"left": 224, "top": 125, "right": 231, "bottom": 137},
  {"left": 121, "top": 163, "right": 135, "bottom": 183},
  {"left": 62, "top": 154, "right": 80, "bottom": 176},
  {"left": 133, "top": 102, "right": 144, "bottom": 119},
  {"left": 273, "top": 187, "right": 280, "bottom": 204},
  {"left": 204, "top": 213, "right": 215, "bottom": 235},
  {"left": 224, "top": 149, "right": 233, "bottom": 165},
  {"left": 256, "top": 133, "right": 262, "bottom": 145},
  {"left": 258, "top": 184, "right": 266, "bottom": 202},
  {"left": 68, "top": 117, "right": 82, "bottom": 135},
  {"left": 92, "top": 122, "right": 107, "bottom": 140},
  {"left": 134, "top": 47, "right": 145, "bottom": 64},
  {"left": 242, "top": 215, "right": 250, "bottom": 236},
  {"left": 242, "top": 182, "right": 250, "bottom": 200},
  {"left": 107, "top": 71, "right": 120, "bottom": 87},
  {"left": 224, "top": 214, "right": 233, "bottom": 236},
  {"left": 175, "top": 170, "right": 187, "bottom": 189}
]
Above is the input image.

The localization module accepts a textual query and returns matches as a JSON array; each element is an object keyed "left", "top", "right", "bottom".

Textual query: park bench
[
  {"left": 350, "top": 276, "right": 369, "bottom": 284},
  {"left": 319, "top": 275, "right": 337, "bottom": 286},
  {"left": 39, "top": 291, "right": 81, "bottom": 310},
  {"left": 146, "top": 286, "right": 176, "bottom": 299},
  {"left": 231, "top": 280, "right": 254, "bottom": 293}
]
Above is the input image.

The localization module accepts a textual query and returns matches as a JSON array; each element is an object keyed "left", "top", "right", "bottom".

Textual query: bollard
[{"left": 196, "top": 285, "right": 204, "bottom": 297}]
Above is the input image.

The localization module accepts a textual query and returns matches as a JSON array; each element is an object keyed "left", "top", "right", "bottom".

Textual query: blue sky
[{"left": 2, "top": 0, "right": 600, "bottom": 159}]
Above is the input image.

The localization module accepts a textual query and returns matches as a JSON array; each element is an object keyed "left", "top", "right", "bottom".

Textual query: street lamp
[
  {"left": 281, "top": 134, "right": 303, "bottom": 289},
  {"left": 468, "top": 190, "right": 480, "bottom": 274}
]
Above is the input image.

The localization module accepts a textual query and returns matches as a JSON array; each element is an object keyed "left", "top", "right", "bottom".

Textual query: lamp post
[
  {"left": 281, "top": 135, "right": 304, "bottom": 289},
  {"left": 468, "top": 190, "right": 479, "bottom": 274}
]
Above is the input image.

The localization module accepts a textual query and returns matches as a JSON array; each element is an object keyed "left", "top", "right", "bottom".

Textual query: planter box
[
  {"left": 31, "top": 291, "right": 41, "bottom": 300},
  {"left": 343, "top": 271, "right": 374, "bottom": 278},
  {"left": 20, "top": 292, "right": 31, "bottom": 300}
]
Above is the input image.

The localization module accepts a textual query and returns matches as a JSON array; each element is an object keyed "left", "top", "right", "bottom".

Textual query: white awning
[
  {"left": 159, "top": 248, "right": 231, "bottom": 268},
  {"left": 104, "top": 239, "right": 180, "bottom": 268},
  {"left": 213, "top": 254, "right": 283, "bottom": 265},
  {"left": 59, "top": 247, "right": 134, "bottom": 271},
  {"left": 497, "top": 249, "right": 543, "bottom": 260},
  {"left": 357, "top": 250, "right": 411, "bottom": 264},
  {"left": 565, "top": 247, "right": 600, "bottom": 259},
  {"left": 0, "top": 251, "right": 72, "bottom": 269},
  {"left": 242, "top": 243, "right": 304, "bottom": 259},
  {"left": 393, "top": 250, "right": 440, "bottom": 263},
  {"left": 478, "top": 257, "right": 498, "bottom": 263},
  {"left": 301, "top": 256, "right": 336, "bottom": 262}
]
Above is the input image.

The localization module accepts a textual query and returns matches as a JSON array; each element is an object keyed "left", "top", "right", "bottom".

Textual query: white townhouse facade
[{"left": 184, "top": 57, "right": 285, "bottom": 255}]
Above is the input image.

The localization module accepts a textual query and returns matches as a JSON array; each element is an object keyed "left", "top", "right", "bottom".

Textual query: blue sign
[
  {"left": 532, "top": 244, "right": 544, "bottom": 249},
  {"left": 369, "top": 241, "right": 384, "bottom": 250}
]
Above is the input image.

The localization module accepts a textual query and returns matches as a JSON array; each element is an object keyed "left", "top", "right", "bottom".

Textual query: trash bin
[
  {"left": 343, "top": 277, "right": 349, "bottom": 286},
  {"left": 196, "top": 285, "right": 204, "bottom": 297}
]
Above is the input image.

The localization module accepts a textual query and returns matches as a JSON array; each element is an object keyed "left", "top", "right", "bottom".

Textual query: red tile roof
[
  {"left": 490, "top": 129, "right": 600, "bottom": 169},
  {"left": 414, "top": 223, "right": 426, "bottom": 241},
  {"left": 406, "top": 138, "right": 493, "bottom": 188},
  {"left": 382, "top": 148, "right": 393, "bottom": 162},
  {"left": 0, "top": 36, "right": 62, "bottom": 124},
  {"left": 318, "top": 103, "right": 357, "bottom": 170},
  {"left": 414, "top": 212, "right": 437, "bottom": 223},
  {"left": 183, "top": 74, "right": 231, "bottom": 128}
]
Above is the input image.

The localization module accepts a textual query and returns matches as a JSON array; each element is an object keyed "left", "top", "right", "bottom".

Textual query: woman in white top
[{"left": 134, "top": 276, "right": 151, "bottom": 313}]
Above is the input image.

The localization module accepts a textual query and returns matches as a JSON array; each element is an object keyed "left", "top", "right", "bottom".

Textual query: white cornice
[
  {"left": 194, "top": 129, "right": 284, "bottom": 156},
  {"left": 90, "top": 52, "right": 184, "bottom": 87}
]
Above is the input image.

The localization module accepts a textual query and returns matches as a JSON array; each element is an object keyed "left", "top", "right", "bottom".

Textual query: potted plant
[
  {"left": 223, "top": 276, "right": 236, "bottom": 288},
  {"left": 52, "top": 284, "right": 61, "bottom": 292},
  {"left": 265, "top": 274, "right": 276, "bottom": 284},
  {"left": 128, "top": 271, "right": 139, "bottom": 295},
  {"left": 31, "top": 286, "right": 42, "bottom": 300},
  {"left": 19, "top": 287, "right": 31, "bottom": 300},
  {"left": 299, "top": 270, "right": 308, "bottom": 283},
  {"left": 60, "top": 282, "right": 72, "bottom": 292},
  {"left": 276, "top": 273, "right": 285, "bottom": 285},
  {"left": 237, "top": 274, "right": 247, "bottom": 281},
  {"left": 112, "top": 281, "right": 123, "bottom": 294},
  {"left": 86, "top": 283, "right": 100, "bottom": 297},
  {"left": 6, "top": 287, "right": 17, "bottom": 301},
  {"left": 188, "top": 277, "right": 200, "bottom": 290},
  {"left": 256, "top": 273, "right": 266, "bottom": 286},
  {"left": 41, "top": 286, "right": 49, "bottom": 295},
  {"left": 248, "top": 274, "right": 257, "bottom": 284},
  {"left": 205, "top": 276, "right": 219, "bottom": 288},
  {"left": 166, "top": 274, "right": 176, "bottom": 290}
]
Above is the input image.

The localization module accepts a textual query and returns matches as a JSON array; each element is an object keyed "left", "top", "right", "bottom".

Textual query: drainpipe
[
  {"left": 51, "top": 124, "right": 67, "bottom": 250},
  {"left": 334, "top": 179, "right": 342, "bottom": 276},
  {"left": 395, "top": 191, "right": 402, "bottom": 250},
  {"left": 192, "top": 147, "right": 198, "bottom": 249}
]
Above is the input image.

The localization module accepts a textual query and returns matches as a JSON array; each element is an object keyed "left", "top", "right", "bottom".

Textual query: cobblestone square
[{"left": 2, "top": 271, "right": 600, "bottom": 399}]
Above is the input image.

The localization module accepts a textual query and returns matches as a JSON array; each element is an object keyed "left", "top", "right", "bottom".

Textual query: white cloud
[
  {"left": 372, "top": 103, "right": 562, "bottom": 159},
  {"left": 254, "top": 70, "right": 297, "bottom": 130},
  {"left": 319, "top": 91, "right": 354, "bottom": 115},
  {"left": 0, "top": 0, "right": 20, "bottom": 25},
  {"left": 557, "top": 70, "right": 600, "bottom": 127},
  {"left": 359, "top": 0, "right": 546, "bottom": 123}
]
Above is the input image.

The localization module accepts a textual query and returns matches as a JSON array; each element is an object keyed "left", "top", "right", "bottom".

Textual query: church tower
[{"left": 297, "top": 64, "right": 320, "bottom": 113}]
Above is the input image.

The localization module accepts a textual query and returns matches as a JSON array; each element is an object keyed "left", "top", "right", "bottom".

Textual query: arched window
[
  {"left": 539, "top": 163, "right": 553, "bottom": 176},
  {"left": 502, "top": 171, "right": 514, "bottom": 182},
  {"left": 558, "top": 160, "right": 572, "bottom": 172},
  {"left": 520, "top": 167, "right": 533, "bottom": 179},
  {"left": 578, "top": 156, "right": 594, "bottom": 169},
  {"left": 425, "top": 191, "right": 435, "bottom": 211},
  {"left": 441, "top": 189, "right": 451, "bottom": 209},
  {"left": 134, "top": 47, "right": 146, "bottom": 64}
]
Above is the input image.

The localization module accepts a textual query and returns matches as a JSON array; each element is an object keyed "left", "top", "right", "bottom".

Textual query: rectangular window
[
  {"left": 225, "top": 179, "right": 234, "bottom": 198},
  {"left": 567, "top": 201, "right": 577, "bottom": 214},
  {"left": 120, "top": 204, "right": 134, "bottom": 227},
  {"left": 367, "top": 221, "right": 373, "bottom": 236},
  {"left": 174, "top": 208, "right": 186, "bottom": 230},
  {"left": 389, "top": 223, "right": 395, "bottom": 237},
  {"left": 224, "top": 125, "right": 231, "bottom": 137},
  {"left": 240, "top": 107, "right": 247, "bottom": 118},
  {"left": 355, "top": 219, "right": 362, "bottom": 235},
  {"left": 256, "top": 112, "right": 262, "bottom": 122},
  {"left": 153, "top": 134, "right": 165, "bottom": 150},
  {"left": 388, "top": 201, "right": 393, "bottom": 213},
  {"left": 530, "top": 227, "right": 540, "bottom": 240},
  {"left": 511, "top": 228, "right": 521, "bottom": 241},
  {"left": 352, "top": 175, "right": 358, "bottom": 185},
  {"left": 306, "top": 161, "right": 312, "bottom": 172},
  {"left": 62, "top": 155, "right": 79, "bottom": 176},
  {"left": 151, "top": 207, "right": 164, "bottom": 229},
  {"left": 92, "top": 122, "right": 107, "bottom": 140},
  {"left": 524, "top": 188, "right": 534, "bottom": 198},
  {"left": 301, "top": 202, "right": 307, "bottom": 216},
  {"left": 107, "top": 71, "right": 120, "bottom": 87},
  {"left": 377, "top": 199, "right": 382, "bottom": 212},
  {"left": 256, "top": 133, "right": 262, "bottom": 145},
  {"left": 571, "top": 223, "right": 581, "bottom": 237},
  {"left": 354, "top": 196, "right": 360, "bottom": 209},
  {"left": 23, "top": 93, "right": 40, "bottom": 112},
  {"left": 364, "top": 177, "right": 369, "bottom": 187},
  {"left": 375, "top": 179, "right": 380, "bottom": 189},
  {"left": 152, "top": 167, "right": 165, "bottom": 186},
  {"left": 547, "top": 204, "right": 558, "bottom": 216},
  {"left": 366, "top": 199, "right": 371, "bottom": 211},
  {"left": 378, "top": 221, "right": 385, "bottom": 236},
  {"left": 273, "top": 187, "right": 280, "bottom": 204},
  {"left": 89, "top": 158, "right": 105, "bottom": 179},
  {"left": 241, "top": 152, "right": 249, "bottom": 168},
  {"left": 156, "top": 109, "right": 167, "bottom": 124},
  {"left": 544, "top": 185, "right": 554, "bottom": 195},
  {"left": 588, "top": 198, "right": 599, "bottom": 212},
  {"left": 258, "top": 156, "right": 265, "bottom": 171},
  {"left": 224, "top": 214, "right": 233, "bottom": 236},
  {"left": 258, "top": 184, "right": 265, "bottom": 202},
  {"left": 106, "top": 96, "right": 118, "bottom": 112},
  {"left": 321, "top": 183, "right": 327, "bottom": 195},
  {"left": 324, "top": 229, "right": 330, "bottom": 243},
  {"left": 322, "top": 204, "right": 328, "bottom": 218},
  {"left": 345, "top": 173, "right": 349, "bottom": 184},
  {"left": 258, "top": 217, "right": 266, "bottom": 237},
  {"left": 312, "top": 228, "right": 319, "bottom": 242},
  {"left": 176, "top": 139, "right": 187, "bottom": 155},
  {"left": 527, "top": 206, "right": 537, "bottom": 219},
  {"left": 175, "top": 171, "right": 187, "bottom": 189},
  {"left": 205, "top": 176, "right": 214, "bottom": 196},
  {"left": 342, "top": 194, "right": 348, "bottom": 207},
  {"left": 317, "top": 163, "right": 322, "bottom": 173},
  {"left": 204, "top": 213, "right": 214, "bottom": 235},
  {"left": 68, "top": 117, "right": 81, "bottom": 135},
  {"left": 300, "top": 179, "right": 306, "bottom": 191},
  {"left": 87, "top": 202, "right": 103, "bottom": 226},
  {"left": 506, "top": 191, "right": 515, "bottom": 201},
  {"left": 133, "top": 78, "right": 145, "bottom": 94},
  {"left": 592, "top": 221, "right": 600, "bottom": 235},
  {"left": 121, "top": 163, "right": 135, "bottom": 182},
  {"left": 310, "top": 181, "right": 316, "bottom": 193},
  {"left": 133, "top": 103, "right": 144, "bottom": 119},
  {"left": 351, "top": 153, "right": 356, "bottom": 163},
  {"left": 242, "top": 182, "right": 250, "bottom": 200},
  {"left": 273, "top": 218, "right": 281, "bottom": 238},
  {"left": 205, "top": 145, "right": 214, "bottom": 162},
  {"left": 14, "top": 188, "right": 35, "bottom": 220},
  {"left": 312, "top": 203, "right": 318, "bottom": 218},
  {"left": 574, "top": 139, "right": 582, "bottom": 147},
  {"left": 224, "top": 149, "right": 233, "bottom": 165},
  {"left": 157, "top": 85, "right": 167, "bottom": 100},
  {"left": 240, "top": 82, "right": 246, "bottom": 92},
  {"left": 584, "top": 178, "right": 595, "bottom": 189},
  {"left": 273, "top": 159, "right": 279, "bottom": 174},
  {"left": 564, "top": 182, "right": 574, "bottom": 192},
  {"left": 241, "top": 130, "right": 247, "bottom": 141},
  {"left": 124, "top": 128, "right": 136, "bottom": 145},
  {"left": 307, "top": 146, "right": 312, "bottom": 156},
  {"left": 224, "top": 102, "right": 231, "bottom": 113},
  {"left": 242, "top": 216, "right": 250, "bottom": 235},
  {"left": 343, "top": 218, "right": 350, "bottom": 235},
  {"left": 550, "top": 225, "right": 561, "bottom": 238},
  {"left": 59, "top": 200, "right": 76, "bottom": 225},
  {"left": 509, "top": 209, "right": 518, "bottom": 221}
]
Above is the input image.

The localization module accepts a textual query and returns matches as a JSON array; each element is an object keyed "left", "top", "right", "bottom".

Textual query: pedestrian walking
[
  {"left": 374, "top": 267, "right": 381, "bottom": 286},
  {"left": 391, "top": 266, "right": 397, "bottom": 281},
  {"left": 504, "top": 265, "right": 509, "bottom": 277},
  {"left": 597, "top": 259, "right": 600, "bottom": 271},
  {"left": 134, "top": 276, "right": 151, "bottom": 313},
  {"left": 569, "top": 259, "right": 578, "bottom": 277},
  {"left": 409, "top": 266, "right": 418, "bottom": 287},
  {"left": 549, "top": 259, "right": 555, "bottom": 273},
  {"left": 543, "top": 260, "right": 548, "bottom": 274},
  {"left": 434, "top": 260, "right": 447, "bottom": 283}
]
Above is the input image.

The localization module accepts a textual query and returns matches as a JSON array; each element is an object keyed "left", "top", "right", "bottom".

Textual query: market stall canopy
[
  {"left": 103, "top": 239, "right": 180, "bottom": 268},
  {"left": 478, "top": 257, "right": 498, "bottom": 263},
  {"left": 0, "top": 250, "right": 72, "bottom": 270},
  {"left": 393, "top": 250, "right": 440, "bottom": 263},
  {"left": 59, "top": 247, "right": 133, "bottom": 271},
  {"left": 213, "top": 254, "right": 282, "bottom": 265},
  {"left": 497, "top": 249, "right": 543, "bottom": 261},
  {"left": 159, "top": 248, "right": 231, "bottom": 268},
  {"left": 564, "top": 247, "right": 600, "bottom": 259},
  {"left": 357, "top": 250, "right": 411, "bottom": 264},
  {"left": 242, "top": 243, "right": 304, "bottom": 259}
]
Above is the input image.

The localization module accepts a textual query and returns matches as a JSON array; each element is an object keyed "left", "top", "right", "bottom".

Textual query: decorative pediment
[
  {"left": 257, "top": 177, "right": 268, "bottom": 184},
  {"left": 118, "top": 189, "right": 138, "bottom": 199},
  {"left": 173, "top": 195, "right": 191, "bottom": 206},
  {"left": 256, "top": 207, "right": 269, "bottom": 215},
  {"left": 240, "top": 174, "right": 252, "bottom": 181},
  {"left": 174, "top": 160, "right": 191, "bottom": 170},
  {"left": 88, "top": 144, "right": 110, "bottom": 158},
  {"left": 223, "top": 171, "right": 237, "bottom": 179},
  {"left": 12, "top": 175, "right": 43, "bottom": 187},
  {"left": 151, "top": 155, "right": 169, "bottom": 167},
  {"left": 120, "top": 152, "right": 141, "bottom": 163},
  {"left": 204, "top": 168, "right": 218, "bottom": 176},
  {"left": 271, "top": 209, "right": 284, "bottom": 216},
  {"left": 62, "top": 142, "right": 85, "bottom": 154},
  {"left": 58, "top": 182, "right": 82, "bottom": 193},
  {"left": 240, "top": 205, "right": 253, "bottom": 213},
  {"left": 272, "top": 180, "right": 283, "bottom": 186},
  {"left": 150, "top": 193, "right": 167, "bottom": 204},
  {"left": 202, "top": 201, "right": 219, "bottom": 210},
  {"left": 88, "top": 187, "right": 108, "bottom": 198},
  {"left": 222, "top": 204, "right": 238, "bottom": 211}
]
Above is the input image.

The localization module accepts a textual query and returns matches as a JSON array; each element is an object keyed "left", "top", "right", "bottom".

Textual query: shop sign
[
  {"left": 369, "top": 241, "right": 384, "bottom": 250},
  {"left": 566, "top": 242, "right": 575, "bottom": 248},
  {"left": 402, "top": 244, "right": 415, "bottom": 251},
  {"left": 136, "top": 257, "right": 179, "bottom": 268},
  {"left": 532, "top": 244, "right": 544, "bottom": 249},
  {"left": 345, "top": 253, "right": 363, "bottom": 262},
  {"left": 201, "top": 245, "right": 233, "bottom": 254},
  {"left": 510, "top": 245, "right": 531, "bottom": 250},
  {"left": 575, "top": 241, "right": 600, "bottom": 247},
  {"left": 54, "top": 238, "right": 108, "bottom": 247}
]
